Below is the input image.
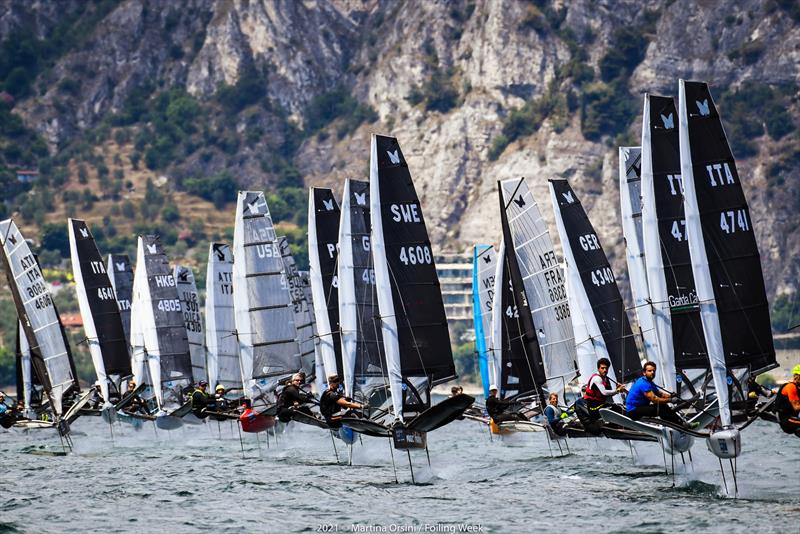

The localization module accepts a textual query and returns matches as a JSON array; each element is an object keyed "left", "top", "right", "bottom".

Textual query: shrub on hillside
[{"left": 182, "top": 172, "right": 238, "bottom": 203}]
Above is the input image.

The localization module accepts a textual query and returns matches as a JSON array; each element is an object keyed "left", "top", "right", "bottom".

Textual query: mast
[
  {"left": 338, "top": 178, "right": 386, "bottom": 400},
  {"left": 205, "top": 243, "right": 240, "bottom": 391},
  {"left": 174, "top": 264, "right": 206, "bottom": 383},
  {"left": 498, "top": 177, "right": 577, "bottom": 396},
  {"left": 678, "top": 80, "right": 777, "bottom": 427},
  {"left": 472, "top": 244, "right": 496, "bottom": 400},
  {"left": 68, "top": 218, "right": 131, "bottom": 403},
  {"left": 1, "top": 219, "right": 79, "bottom": 417},
  {"left": 107, "top": 254, "right": 133, "bottom": 348},
  {"left": 307, "top": 187, "right": 343, "bottom": 380},
  {"left": 370, "top": 135, "right": 454, "bottom": 420},
  {"left": 640, "top": 94, "right": 709, "bottom": 392},
  {"left": 278, "top": 236, "right": 317, "bottom": 376},
  {"left": 618, "top": 147, "right": 661, "bottom": 369},
  {"left": 232, "top": 191, "right": 300, "bottom": 399},
  {"left": 549, "top": 180, "right": 641, "bottom": 385}
]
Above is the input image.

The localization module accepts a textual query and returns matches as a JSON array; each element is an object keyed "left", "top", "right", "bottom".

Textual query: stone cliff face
[{"left": 3, "top": 0, "right": 799, "bottom": 301}]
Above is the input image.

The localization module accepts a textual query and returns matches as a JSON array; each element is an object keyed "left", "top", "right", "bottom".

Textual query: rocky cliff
[{"left": 2, "top": 0, "right": 799, "bottom": 305}]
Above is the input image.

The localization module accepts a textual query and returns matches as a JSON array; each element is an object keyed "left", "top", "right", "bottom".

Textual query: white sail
[
  {"left": 338, "top": 179, "right": 358, "bottom": 397},
  {"left": 0, "top": 219, "right": 77, "bottom": 416},
  {"left": 233, "top": 191, "right": 300, "bottom": 400},
  {"left": 308, "top": 188, "right": 339, "bottom": 379},
  {"left": 499, "top": 178, "right": 577, "bottom": 391},
  {"left": 130, "top": 237, "right": 163, "bottom": 408},
  {"left": 174, "top": 264, "right": 206, "bottom": 383},
  {"left": 678, "top": 80, "right": 730, "bottom": 426},
  {"left": 488, "top": 241, "right": 505, "bottom": 390},
  {"left": 369, "top": 137, "right": 404, "bottom": 419},
  {"left": 205, "top": 243, "right": 240, "bottom": 391},
  {"left": 619, "top": 146, "right": 661, "bottom": 374}
]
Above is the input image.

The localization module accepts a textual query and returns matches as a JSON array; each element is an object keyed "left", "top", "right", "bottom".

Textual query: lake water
[{"left": 0, "top": 415, "right": 797, "bottom": 533}]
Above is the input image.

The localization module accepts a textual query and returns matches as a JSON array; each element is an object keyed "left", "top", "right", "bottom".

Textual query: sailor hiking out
[
  {"left": 625, "top": 362, "right": 693, "bottom": 429},
  {"left": 485, "top": 385, "right": 528, "bottom": 423},
  {"left": 277, "top": 373, "right": 314, "bottom": 423},
  {"left": 191, "top": 381, "right": 210, "bottom": 419},
  {"left": 775, "top": 364, "right": 800, "bottom": 436},
  {"left": 319, "top": 375, "right": 362, "bottom": 429}
]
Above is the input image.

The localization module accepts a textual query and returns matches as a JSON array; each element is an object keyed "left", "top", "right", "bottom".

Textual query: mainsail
[
  {"left": 618, "top": 147, "right": 661, "bottom": 369},
  {"left": 205, "top": 243, "right": 240, "bottom": 391},
  {"left": 1, "top": 219, "right": 79, "bottom": 417},
  {"left": 107, "top": 254, "right": 133, "bottom": 348},
  {"left": 68, "top": 218, "right": 131, "bottom": 403},
  {"left": 549, "top": 180, "right": 641, "bottom": 385},
  {"left": 338, "top": 178, "right": 386, "bottom": 400},
  {"left": 489, "top": 239, "right": 541, "bottom": 399},
  {"left": 498, "top": 178, "right": 577, "bottom": 394},
  {"left": 678, "top": 80, "right": 777, "bottom": 427},
  {"left": 308, "top": 188, "right": 344, "bottom": 381},
  {"left": 641, "top": 94, "right": 709, "bottom": 392},
  {"left": 370, "top": 135, "right": 455, "bottom": 419},
  {"left": 130, "top": 235, "right": 193, "bottom": 411},
  {"left": 278, "top": 236, "right": 316, "bottom": 376},
  {"left": 174, "top": 264, "right": 206, "bottom": 383},
  {"left": 233, "top": 191, "right": 300, "bottom": 399},
  {"left": 472, "top": 244, "right": 496, "bottom": 399}
]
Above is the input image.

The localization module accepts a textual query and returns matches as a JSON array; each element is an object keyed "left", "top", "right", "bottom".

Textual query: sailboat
[
  {"left": 678, "top": 80, "right": 777, "bottom": 466},
  {"left": 129, "top": 235, "right": 194, "bottom": 429},
  {"left": 205, "top": 243, "right": 240, "bottom": 393},
  {"left": 107, "top": 253, "right": 133, "bottom": 348},
  {"left": 174, "top": 264, "right": 206, "bottom": 383},
  {"left": 343, "top": 134, "right": 473, "bottom": 450},
  {"left": 1, "top": 219, "right": 82, "bottom": 433},
  {"left": 307, "top": 187, "right": 344, "bottom": 384},
  {"left": 232, "top": 190, "right": 300, "bottom": 432},
  {"left": 68, "top": 218, "right": 132, "bottom": 418}
]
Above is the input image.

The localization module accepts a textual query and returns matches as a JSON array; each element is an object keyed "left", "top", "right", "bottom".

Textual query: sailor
[
  {"left": 450, "top": 386, "right": 464, "bottom": 397},
  {"left": 213, "top": 384, "right": 229, "bottom": 411},
  {"left": 319, "top": 374, "right": 362, "bottom": 429},
  {"left": 0, "top": 392, "right": 9, "bottom": 415},
  {"left": 485, "top": 385, "right": 527, "bottom": 423},
  {"left": 123, "top": 381, "right": 147, "bottom": 415},
  {"left": 583, "top": 358, "right": 625, "bottom": 416},
  {"left": 277, "top": 373, "right": 313, "bottom": 423},
  {"left": 624, "top": 361, "right": 685, "bottom": 427},
  {"left": 775, "top": 365, "right": 800, "bottom": 436},
  {"left": 544, "top": 392, "right": 569, "bottom": 435},
  {"left": 190, "top": 380, "right": 210, "bottom": 418}
]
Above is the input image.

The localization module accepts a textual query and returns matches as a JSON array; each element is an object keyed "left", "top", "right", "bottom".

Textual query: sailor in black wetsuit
[
  {"left": 485, "top": 385, "right": 528, "bottom": 423},
  {"left": 190, "top": 380, "right": 210, "bottom": 418},
  {"left": 122, "top": 381, "right": 147, "bottom": 415},
  {"left": 319, "top": 374, "right": 362, "bottom": 428},
  {"left": 277, "top": 373, "right": 314, "bottom": 423}
]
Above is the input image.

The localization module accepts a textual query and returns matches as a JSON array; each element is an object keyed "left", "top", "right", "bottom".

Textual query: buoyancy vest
[
  {"left": 776, "top": 382, "right": 799, "bottom": 420},
  {"left": 583, "top": 374, "right": 609, "bottom": 404}
]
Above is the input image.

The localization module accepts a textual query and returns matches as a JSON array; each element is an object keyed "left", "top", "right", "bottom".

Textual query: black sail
[
  {"left": 550, "top": 180, "right": 641, "bottom": 383},
  {"left": 107, "top": 254, "right": 133, "bottom": 347},
  {"left": 648, "top": 95, "right": 709, "bottom": 370},
  {"left": 496, "top": 242, "right": 540, "bottom": 399},
  {"left": 69, "top": 219, "right": 131, "bottom": 377},
  {"left": 142, "top": 235, "right": 193, "bottom": 382},
  {"left": 348, "top": 180, "right": 385, "bottom": 380},
  {"left": 373, "top": 135, "right": 454, "bottom": 383},
  {"left": 310, "top": 187, "right": 343, "bottom": 376},
  {"left": 680, "top": 81, "right": 776, "bottom": 373}
]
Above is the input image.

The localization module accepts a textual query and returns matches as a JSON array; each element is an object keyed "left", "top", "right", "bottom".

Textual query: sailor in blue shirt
[{"left": 625, "top": 362, "right": 685, "bottom": 426}]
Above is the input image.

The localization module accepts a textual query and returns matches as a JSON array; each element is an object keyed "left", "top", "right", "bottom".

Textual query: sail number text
[
  {"left": 398, "top": 245, "right": 432, "bottom": 266},
  {"left": 157, "top": 299, "right": 181, "bottom": 313},
  {"left": 590, "top": 266, "right": 615, "bottom": 287},
  {"left": 719, "top": 209, "right": 750, "bottom": 234}
]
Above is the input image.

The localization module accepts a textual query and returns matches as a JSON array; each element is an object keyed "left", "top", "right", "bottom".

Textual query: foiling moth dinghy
[
  {"left": 1, "top": 219, "right": 82, "bottom": 446},
  {"left": 337, "top": 134, "right": 474, "bottom": 482},
  {"left": 130, "top": 235, "right": 195, "bottom": 430},
  {"left": 233, "top": 191, "right": 303, "bottom": 435},
  {"left": 678, "top": 80, "right": 777, "bottom": 491},
  {"left": 68, "top": 218, "right": 134, "bottom": 425}
]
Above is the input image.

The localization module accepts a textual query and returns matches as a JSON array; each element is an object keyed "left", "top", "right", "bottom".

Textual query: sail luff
[
  {"left": 619, "top": 146, "right": 662, "bottom": 370},
  {"left": 307, "top": 188, "right": 342, "bottom": 379}
]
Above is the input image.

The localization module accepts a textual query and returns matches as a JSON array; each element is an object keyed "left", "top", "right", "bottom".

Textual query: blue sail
[{"left": 472, "top": 244, "right": 495, "bottom": 399}]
